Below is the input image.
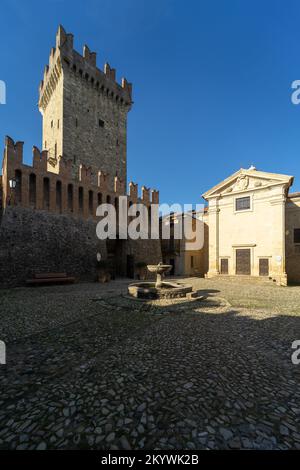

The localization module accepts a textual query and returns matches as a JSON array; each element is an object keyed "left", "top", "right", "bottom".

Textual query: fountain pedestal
[{"left": 147, "top": 263, "right": 172, "bottom": 288}]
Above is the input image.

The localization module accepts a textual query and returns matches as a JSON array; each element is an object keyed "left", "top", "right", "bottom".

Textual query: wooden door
[
  {"left": 259, "top": 258, "right": 269, "bottom": 276},
  {"left": 126, "top": 255, "right": 135, "bottom": 278},
  {"left": 170, "top": 258, "right": 175, "bottom": 275},
  {"left": 220, "top": 258, "right": 228, "bottom": 274},
  {"left": 236, "top": 249, "right": 251, "bottom": 275}
]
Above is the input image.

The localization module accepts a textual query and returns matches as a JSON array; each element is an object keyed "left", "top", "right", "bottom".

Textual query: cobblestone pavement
[{"left": 0, "top": 278, "right": 300, "bottom": 450}]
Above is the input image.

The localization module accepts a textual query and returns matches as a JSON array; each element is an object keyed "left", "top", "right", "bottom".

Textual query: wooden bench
[{"left": 26, "top": 272, "right": 75, "bottom": 286}]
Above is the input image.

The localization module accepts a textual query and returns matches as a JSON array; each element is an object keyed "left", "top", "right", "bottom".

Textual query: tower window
[
  {"left": 57, "top": 119, "right": 59, "bottom": 129},
  {"left": 75, "top": 118, "right": 78, "bottom": 127},
  {"left": 99, "top": 119, "right": 104, "bottom": 128},
  {"left": 51, "top": 120, "right": 53, "bottom": 128},
  {"left": 294, "top": 229, "right": 300, "bottom": 243}
]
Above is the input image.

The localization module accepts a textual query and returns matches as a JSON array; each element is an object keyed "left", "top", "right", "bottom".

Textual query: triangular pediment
[{"left": 202, "top": 168, "right": 293, "bottom": 200}]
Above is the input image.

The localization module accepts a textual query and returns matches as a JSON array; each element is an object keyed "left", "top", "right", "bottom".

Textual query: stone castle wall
[
  {"left": 0, "top": 136, "right": 161, "bottom": 287},
  {"left": 0, "top": 207, "right": 106, "bottom": 287}
]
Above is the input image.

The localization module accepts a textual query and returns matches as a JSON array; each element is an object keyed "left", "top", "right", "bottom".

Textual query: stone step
[{"left": 212, "top": 275, "right": 274, "bottom": 283}]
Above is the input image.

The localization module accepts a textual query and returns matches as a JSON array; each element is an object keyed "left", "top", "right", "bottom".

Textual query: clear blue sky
[{"left": 1, "top": 0, "right": 300, "bottom": 205}]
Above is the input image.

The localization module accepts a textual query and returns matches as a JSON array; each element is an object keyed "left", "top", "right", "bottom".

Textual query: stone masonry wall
[
  {"left": 0, "top": 137, "right": 161, "bottom": 287},
  {"left": 0, "top": 206, "right": 162, "bottom": 287},
  {"left": 0, "top": 206, "right": 107, "bottom": 287}
]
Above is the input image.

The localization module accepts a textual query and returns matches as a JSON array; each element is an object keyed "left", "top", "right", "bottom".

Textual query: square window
[
  {"left": 294, "top": 228, "right": 300, "bottom": 243},
  {"left": 235, "top": 196, "right": 250, "bottom": 211}
]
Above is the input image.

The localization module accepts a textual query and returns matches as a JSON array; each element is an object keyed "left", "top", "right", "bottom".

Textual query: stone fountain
[
  {"left": 128, "top": 262, "right": 193, "bottom": 299},
  {"left": 147, "top": 262, "right": 172, "bottom": 288}
]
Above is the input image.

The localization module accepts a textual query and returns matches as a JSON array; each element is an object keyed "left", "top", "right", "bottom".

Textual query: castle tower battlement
[{"left": 38, "top": 25, "right": 133, "bottom": 186}]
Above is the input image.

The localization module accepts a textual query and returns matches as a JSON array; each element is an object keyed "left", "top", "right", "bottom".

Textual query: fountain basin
[
  {"left": 147, "top": 264, "right": 172, "bottom": 274},
  {"left": 128, "top": 281, "right": 193, "bottom": 299}
]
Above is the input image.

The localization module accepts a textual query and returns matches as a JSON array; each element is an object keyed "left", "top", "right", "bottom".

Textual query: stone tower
[{"left": 38, "top": 25, "right": 132, "bottom": 188}]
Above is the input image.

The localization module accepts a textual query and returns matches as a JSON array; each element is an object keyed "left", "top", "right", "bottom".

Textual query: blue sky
[{"left": 1, "top": 0, "right": 300, "bottom": 205}]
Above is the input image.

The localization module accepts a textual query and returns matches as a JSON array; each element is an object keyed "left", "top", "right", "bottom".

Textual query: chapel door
[{"left": 236, "top": 249, "right": 251, "bottom": 275}]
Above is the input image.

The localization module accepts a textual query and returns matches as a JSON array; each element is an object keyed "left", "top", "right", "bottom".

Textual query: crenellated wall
[
  {"left": 0, "top": 136, "right": 161, "bottom": 287},
  {"left": 1, "top": 136, "right": 159, "bottom": 219}
]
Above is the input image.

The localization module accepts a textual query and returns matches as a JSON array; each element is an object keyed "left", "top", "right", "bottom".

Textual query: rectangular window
[
  {"left": 191, "top": 256, "right": 194, "bottom": 268},
  {"left": 235, "top": 196, "right": 250, "bottom": 211},
  {"left": 294, "top": 228, "right": 300, "bottom": 243},
  {"left": 99, "top": 119, "right": 104, "bottom": 128}
]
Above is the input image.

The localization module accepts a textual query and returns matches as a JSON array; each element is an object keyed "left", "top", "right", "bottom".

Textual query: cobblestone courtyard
[{"left": 0, "top": 277, "right": 300, "bottom": 450}]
